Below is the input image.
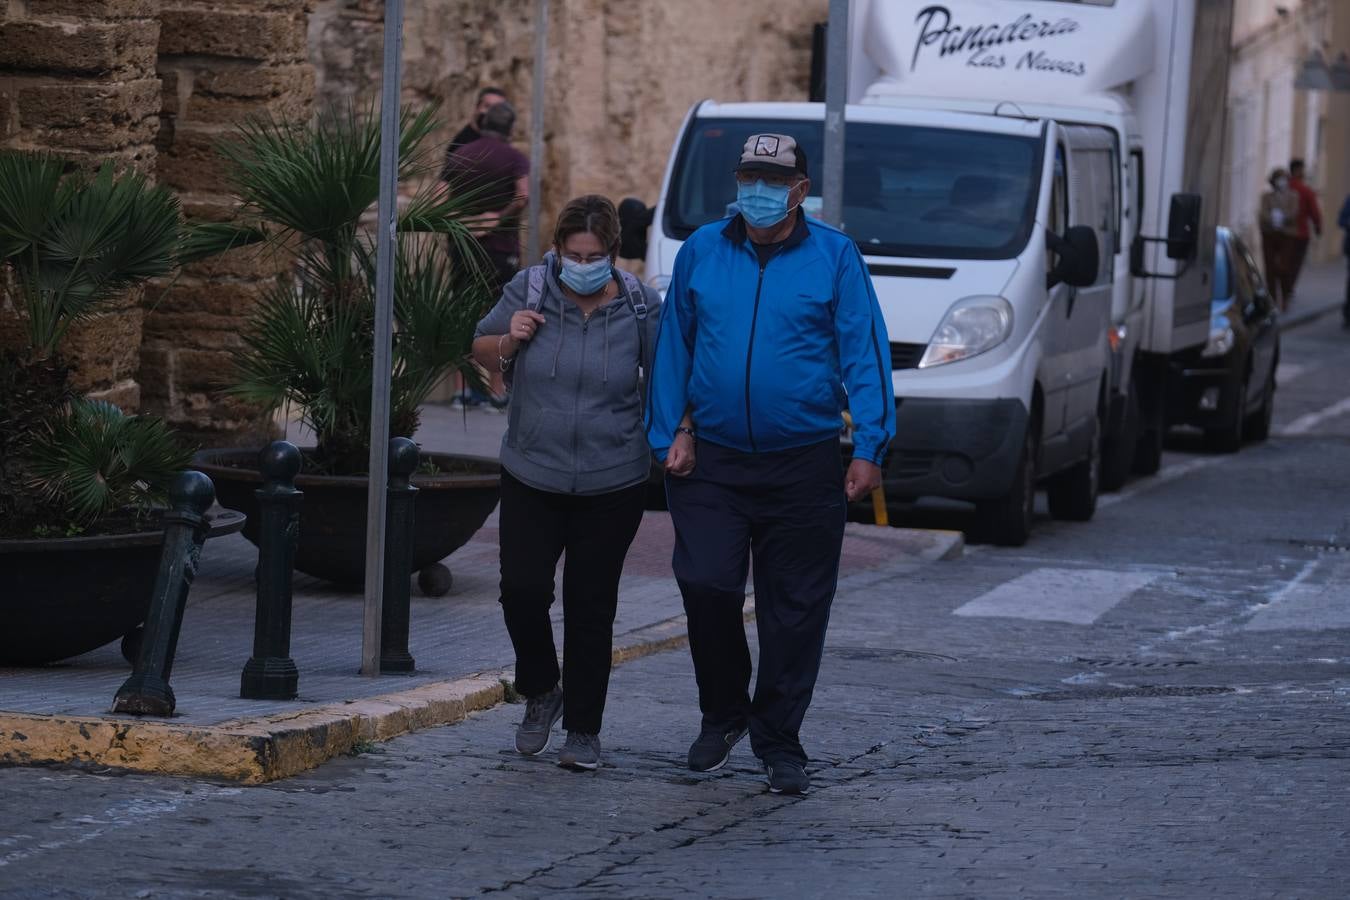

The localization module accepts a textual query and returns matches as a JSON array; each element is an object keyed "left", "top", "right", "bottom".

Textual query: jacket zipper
[
  {"left": 744, "top": 249, "right": 778, "bottom": 453},
  {"left": 573, "top": 316, "right": 587, "bottom": 492}
]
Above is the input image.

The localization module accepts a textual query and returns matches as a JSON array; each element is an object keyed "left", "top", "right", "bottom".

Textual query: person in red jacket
[{"left": 1287, "top": 158, "right": 1323, "bottom": 305}]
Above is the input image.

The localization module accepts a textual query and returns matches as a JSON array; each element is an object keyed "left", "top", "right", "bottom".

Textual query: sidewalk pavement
[
  {"left": 0, "top": 407, "right": 962, "bottom": 783},
  {"left": 1280, "top": 258, "right": 1345, "bottom": 330}
]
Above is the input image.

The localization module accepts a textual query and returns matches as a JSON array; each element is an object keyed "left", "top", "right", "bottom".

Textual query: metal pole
[
  {"left": 362, "top": 0, "right": 405, "bottom": 676},
  {"left": 526, "top": 0, "right": 548, "bottom": 264},
  {"left": 821, "top": 0, "right": 850, "bottom": 227}
]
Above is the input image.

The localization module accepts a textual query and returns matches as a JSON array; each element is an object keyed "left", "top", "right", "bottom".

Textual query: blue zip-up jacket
[{"left": 646, "top": 213, "right": 895, "bottom": 465}]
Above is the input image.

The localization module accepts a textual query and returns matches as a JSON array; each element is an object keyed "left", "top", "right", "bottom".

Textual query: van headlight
[{"left": 918, "top": 296, "right": 1014, "bottom": 369}]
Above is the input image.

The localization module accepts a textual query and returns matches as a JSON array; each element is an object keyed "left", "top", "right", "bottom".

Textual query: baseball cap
[{"left": 735, "top": 133, "right": 808, "bottom": 177}]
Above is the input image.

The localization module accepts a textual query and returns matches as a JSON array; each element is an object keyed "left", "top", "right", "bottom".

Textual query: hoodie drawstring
[
  {"left": 602, "top": 305, "right": 614, "bottom": 383},
  {"left": 550, "top": 285, "right": 564, "bottom": 378}
]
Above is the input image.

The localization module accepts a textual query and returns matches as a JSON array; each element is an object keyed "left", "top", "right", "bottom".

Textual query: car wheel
[
  {"left": 1205, "top": 373, "right": 1247, "bottom": 454},
  {"left": 1047, "top": 404, "right": 1101, "bottom": 522},
  {"left": 1244, "top": 364, "right": 1276, "bottom": 442},
  {"left": 976, "top": 423, "right": 1037, "bottom": 547},
  {"left": 1101, "top": 383, "right": 1138, "bottom": 492}
]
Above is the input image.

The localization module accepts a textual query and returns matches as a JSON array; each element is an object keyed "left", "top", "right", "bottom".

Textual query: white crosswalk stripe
[{"left": 953, "top": 567, "right": 1162, "bottom": 625}]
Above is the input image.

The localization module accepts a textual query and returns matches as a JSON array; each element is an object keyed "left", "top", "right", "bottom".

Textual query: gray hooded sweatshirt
[{"left": 474, "top": 254, "right": 662, "bottom": 495}]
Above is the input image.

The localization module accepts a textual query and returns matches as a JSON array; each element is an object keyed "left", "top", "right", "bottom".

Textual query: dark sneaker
[
  {"left": 687, "top": 723, "right": 747, "bottom": 772},
  {"left": 764, "top": 759, "right": 809, "bottom": 795},
  {"left": 514, "top": 685, "right": 564, "bottom": 756},
  {"left": 558, "top": 731, "right": 601, "bottom": 771}
]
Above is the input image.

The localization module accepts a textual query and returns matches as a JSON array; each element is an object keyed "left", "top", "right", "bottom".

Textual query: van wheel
[
  {"left": 1244, "top": 365, "right": 1275, "bottom": 442},
  {"left": 1204, "top": 373, "right": 1247, "bottom": 454},
  {"left": 1101, "top": 384, "right": 1138, "bottom": 492},
  {"left": 1047, "top": 408, "right": 1101, "bottom": 521},
  {"left": 976, "top": 424, "right": 1036, "bottom": 547}
]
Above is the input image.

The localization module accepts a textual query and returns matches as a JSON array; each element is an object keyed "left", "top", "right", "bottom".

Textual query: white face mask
[{"left": 1274, "top": 178, "right": 1289, "bottom": 191}]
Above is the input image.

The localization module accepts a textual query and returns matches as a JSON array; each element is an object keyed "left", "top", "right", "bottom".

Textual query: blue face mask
[
  {"left": 559, "top": 257, "right": 613, "bottom": 295},
  {"left": 736, "top": 179, "right": 797, "bottom": 228}
]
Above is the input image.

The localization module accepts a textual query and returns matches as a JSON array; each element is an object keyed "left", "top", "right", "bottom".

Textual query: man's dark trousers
[{"left": 666, "top": 438, "right": 846, "bottom": 766}]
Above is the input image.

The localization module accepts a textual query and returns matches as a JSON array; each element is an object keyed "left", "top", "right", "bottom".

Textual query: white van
[
  {"left": 625, "top": 1, "right": 1228, "bottom": 546},
  {"left": 640, "top": 102, "right": 1113, "bottom": 545}
]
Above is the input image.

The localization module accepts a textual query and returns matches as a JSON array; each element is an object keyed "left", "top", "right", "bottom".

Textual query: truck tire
[
  {"left": 976, "top": 424, "right": 1037, "bottom": 547},
  {"left": 1047, "top": 407, "right": 1101, "bottom": 521},
  {"left": 1101, "top": 384, "right": 1138, "bottom": 492},
  {"left": 1133, "top": 396, "right": 1164, "bottom": 475},
  {"left": 1204, "top": 373, "right": 1247, "bottom": 454}
]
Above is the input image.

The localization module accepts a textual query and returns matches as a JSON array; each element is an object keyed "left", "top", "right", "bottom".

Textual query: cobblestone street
[{"left": 3, "top": 308, "right": 1349, "bottom": 897}]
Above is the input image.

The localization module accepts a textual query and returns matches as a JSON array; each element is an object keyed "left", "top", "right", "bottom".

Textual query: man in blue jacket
[{"left": 647, "top": 133, "right": 895, "bottom": 795}]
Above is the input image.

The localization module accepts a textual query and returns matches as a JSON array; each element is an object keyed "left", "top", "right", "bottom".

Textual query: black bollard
[
  {"left": 112, "top": 470, "right": 216, "bottom": 717},
  {"left": 240, "top": 441, "right": 302, "bottom": 700},
  {"left": 380, "top": 437, "right": 419, "bottom": 673}
]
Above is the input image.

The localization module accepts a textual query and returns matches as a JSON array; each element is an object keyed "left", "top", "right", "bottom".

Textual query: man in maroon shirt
[
  {"left": 441, "top": 101, "right": 530, "bottom": 293},
  {"left": 1287, "top": 158, "right": 1323, "bottom": 305}
]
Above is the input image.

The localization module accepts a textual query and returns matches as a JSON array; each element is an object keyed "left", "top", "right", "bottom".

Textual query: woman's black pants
[{"left": 498, "top": 471, "right": 646, "bottom": 735}]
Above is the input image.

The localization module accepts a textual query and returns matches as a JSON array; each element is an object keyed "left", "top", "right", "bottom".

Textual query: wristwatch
[{"left": 675, "top": 426, "right": 696, "bottom": 440}]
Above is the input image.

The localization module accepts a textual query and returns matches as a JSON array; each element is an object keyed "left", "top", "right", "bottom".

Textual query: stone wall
[
  {"left": 0, "top": 0, "right": 165, "bottom": 411},
  {"left": 142, "top": 0, "right": 316, "bottom": 444},
  {"left": 310, "top": 0, "right": 824, "bottom": 253}
]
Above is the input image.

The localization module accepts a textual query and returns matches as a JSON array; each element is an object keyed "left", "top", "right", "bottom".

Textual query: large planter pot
[
  {"left": 0, "top": 511, "right": 245, "bottom": 667},
  {"left": 193, "top": 448, "right": 501, "bottom": 589}
]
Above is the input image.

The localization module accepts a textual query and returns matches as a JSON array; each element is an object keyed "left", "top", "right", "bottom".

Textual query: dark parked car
[{"left": 1168, "top": 226, "right": 1280, "bottom": 451}]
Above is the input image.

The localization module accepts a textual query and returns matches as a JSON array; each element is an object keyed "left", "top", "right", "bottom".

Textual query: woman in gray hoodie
[{"left": 471, "top": 195, "right": 662, "bottom": 771}]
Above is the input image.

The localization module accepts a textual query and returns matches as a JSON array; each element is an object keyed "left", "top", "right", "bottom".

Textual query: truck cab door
[{"left": 1059, "top": 128, "right": 1115, "bottom": 438}]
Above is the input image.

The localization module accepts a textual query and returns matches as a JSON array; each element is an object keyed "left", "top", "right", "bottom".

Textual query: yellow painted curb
[{"left": 0, "top": 523, "right": 960, "bottom": 784}]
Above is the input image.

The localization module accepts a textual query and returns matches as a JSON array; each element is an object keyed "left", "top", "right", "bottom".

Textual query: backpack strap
[
  {"left": 525, "top": 264, "right": 547, "bottom": 313},
  {"left": 617, "top": 269, "right": 653, "bottom": 415}
]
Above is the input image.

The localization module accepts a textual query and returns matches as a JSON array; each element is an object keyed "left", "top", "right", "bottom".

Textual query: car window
[
  {"left": 1213, "top": 234, "right": 1231, "bottom": 300},
  {"left": 1226, "top": 235, "right": 1256, "bottom": 306},
  {"left": 1235, "top": 237, "right": 1274, "bottom": 314}
]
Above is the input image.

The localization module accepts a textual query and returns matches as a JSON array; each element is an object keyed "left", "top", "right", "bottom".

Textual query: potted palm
[
  {"left": 188, "top": 105, "right": 501, "bottom": 590},
  {"left": 0, "top": 152, "right": 239, "bottom": 666}
]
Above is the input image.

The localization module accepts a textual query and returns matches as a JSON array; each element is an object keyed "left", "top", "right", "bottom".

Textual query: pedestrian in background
[
  {"left": 471, "top": 195, "right": 662, "bottom": 771},
  {"left": 1258, "top": 168, "right": 1298, "bottom": 311},
  {"left": 1286, "top": 158, "right": 1323, "bottom": 306},
  {"left": 1338, "top": 192, "right": 1350, "bottom": 329},
  {"left": 447, "top": 85, "right": 508, "bottom": 156},
  {"left": 647, "top": 133, "right": 895, "bottom": 796},
  {"left": 443, "top": 100, "right": 530, "bottom": 409}
]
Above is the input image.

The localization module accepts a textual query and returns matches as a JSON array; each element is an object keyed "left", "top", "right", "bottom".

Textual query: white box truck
[{"left": 628, "top": 0, "right": 1233, "bottom": 545}]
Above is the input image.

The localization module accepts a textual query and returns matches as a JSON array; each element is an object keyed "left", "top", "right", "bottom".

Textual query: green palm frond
[
  {"left": 27, "top": 399, "right": 194, "bottom": 523},
  {"left": 0, "top": 153, "right": 183, "bottom": 360}
]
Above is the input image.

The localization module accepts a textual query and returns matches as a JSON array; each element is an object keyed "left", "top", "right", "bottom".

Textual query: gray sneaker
[
  {"left": 514, "top": 685, "right": 564, "bottom": 756},
  {"left": 558, "top": 731, "right": 601, "bottom": 771}
]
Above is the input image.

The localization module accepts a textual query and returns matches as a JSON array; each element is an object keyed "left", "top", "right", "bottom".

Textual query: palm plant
[
  {"left": 185, "top": 105, "right": 495, "bottom": 474},
  {"left": 27, "top": 399, "right": 194, "bottom": 529},
  {"left": 0, "top": 151, "right": 187, "bottom": 536}
]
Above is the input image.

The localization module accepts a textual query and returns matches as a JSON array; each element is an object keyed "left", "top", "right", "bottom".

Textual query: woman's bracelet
[
  {"left": 497, "top": 334, "right": 515, "bottom": 372},
  {"left": 675, "top": 426, "right": 695, "bottom": 441}
]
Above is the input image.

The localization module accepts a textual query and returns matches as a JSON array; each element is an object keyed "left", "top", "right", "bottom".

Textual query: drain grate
[
  {"left": 831, "top": 647, "right": 958, "bottom": 663},
  {"left": 1025, "top": 685, "right": 1235, "bottom": 702},
  {"left": 1071, "top": 657, "right": 1199, "bottom": 669}
]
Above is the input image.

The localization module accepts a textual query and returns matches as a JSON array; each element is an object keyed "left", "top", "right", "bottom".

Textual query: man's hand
[
  {"left": 665, "top": 431, "right": 696, "bottom": 477},
  {"left": 844, "top": 459, "right": 882, "bottom": 502}
]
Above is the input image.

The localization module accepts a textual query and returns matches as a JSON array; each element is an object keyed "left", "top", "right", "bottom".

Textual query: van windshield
[{"left": 664, "top": 117, "right": 1043, "bottom": 260}]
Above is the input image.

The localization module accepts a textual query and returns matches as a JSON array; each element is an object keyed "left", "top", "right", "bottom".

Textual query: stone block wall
[
  {"left": 144, "top": 0, "right": 316, "bottom": 444},
  {"left": 309, "top": 0, "right": 824, "bottom": 259},
  {"left": 0, "top": 0, "right": 164, "bottom": 411}
]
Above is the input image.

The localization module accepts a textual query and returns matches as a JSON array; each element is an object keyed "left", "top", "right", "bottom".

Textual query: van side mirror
[
  {"left": 1046, "top": 225, "right": 1099, "bottom": 289},
  {"left": 618, "top": 198, "right": 654, "bottom": 260},
  {"left": 1166, "top": 193, "right": 1202, "bottom": 260}
]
